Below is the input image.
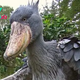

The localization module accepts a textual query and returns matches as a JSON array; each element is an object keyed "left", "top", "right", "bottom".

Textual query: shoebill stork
[{"left": 3, "top": 0, "right": 80, "bottom": 80}]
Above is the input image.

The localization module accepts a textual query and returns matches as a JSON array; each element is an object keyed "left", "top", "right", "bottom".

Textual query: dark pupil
[{"left": 23, "top": 18, "right": 26, "bottom": 21}]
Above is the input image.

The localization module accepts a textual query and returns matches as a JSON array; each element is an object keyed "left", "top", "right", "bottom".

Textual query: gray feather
[
  {"left": 63, "top": 43, "right": 73, "bottom": 52},
  {"left": 73, "top": 43, "right": 79, "bottom": 48},
  {"left": 76, "top": 61, "right": 80, "bottom": 69},
  {"left": 64, "top": 50, "right": 74, "bottom": 62},
  {"left": 59, "top": 44, "right": 65, "bottom": 49},
  {"left": 74, "top": 49, "right": 80, "bottom": 61},
  {"left": 59, "top": 39, "right": 70, "bottom": 44},
  {"left": 78, "top": 41, "right": 80, "bottom": 44},
  {"left": 68, "top": 58, "right": 76, "bottom": 69},
  {"left": 63, "top": 39, "right": 71, "bottom": 44}
]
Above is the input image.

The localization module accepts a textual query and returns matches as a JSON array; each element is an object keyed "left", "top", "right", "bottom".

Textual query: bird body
[
  {"left": 27, "top": 35, "right": 78, "bottom": 80},
  {"left": 3, "top": 0, "right": 80, "bottom": 80},
  {"left": 27, "top": 35, "right": 65, "bottom": 80}
]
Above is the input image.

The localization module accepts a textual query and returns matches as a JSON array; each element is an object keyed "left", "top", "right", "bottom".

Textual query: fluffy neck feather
[{"left": 27, "top": 34, "right": 65, "bottom": 80}]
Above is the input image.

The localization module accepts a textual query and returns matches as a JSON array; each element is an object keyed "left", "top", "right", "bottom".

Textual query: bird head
[{"left": 4, "top": 0, "right": 43, "bottom": 60}]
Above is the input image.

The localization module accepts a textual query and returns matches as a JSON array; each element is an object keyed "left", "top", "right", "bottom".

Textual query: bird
[{"left": 3, "top": 0, "right": 80, "bottom": 80}]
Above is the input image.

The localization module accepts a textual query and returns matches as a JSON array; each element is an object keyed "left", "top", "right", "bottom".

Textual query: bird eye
[{"left": 22, "top": 18, "right": 26, "bottom": 21}]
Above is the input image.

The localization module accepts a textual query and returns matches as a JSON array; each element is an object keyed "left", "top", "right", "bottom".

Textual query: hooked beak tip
[
  {"left": 3, "top": 53, "right": 13, "bottom": 61},
  {"left": 3, "top": 53, "right": 8, "bottom": 61}
]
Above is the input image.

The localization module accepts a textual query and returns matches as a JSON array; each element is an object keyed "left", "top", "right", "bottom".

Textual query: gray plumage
[{"left": 9, "top": 0, "right": 80, "bottom": 80}]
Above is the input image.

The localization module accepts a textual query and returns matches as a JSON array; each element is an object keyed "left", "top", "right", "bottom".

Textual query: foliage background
[{"left": 0, "top": 0, "right": 80, "bottom": 79}]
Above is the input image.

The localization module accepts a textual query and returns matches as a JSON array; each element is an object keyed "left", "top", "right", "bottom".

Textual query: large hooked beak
[{"left": 4, "top": 22, "right": 31, "bottom": 61}]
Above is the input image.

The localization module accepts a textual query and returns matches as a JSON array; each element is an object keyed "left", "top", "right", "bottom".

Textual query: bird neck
[
  {"left": 27, "top": 34, "right": 65, "bottom": 80},
  {"left": 28, "top": 34, "right": 47, "bottom": 72},
  {"left": 28, "top": 34, "right": 45, "bottom": 65}
]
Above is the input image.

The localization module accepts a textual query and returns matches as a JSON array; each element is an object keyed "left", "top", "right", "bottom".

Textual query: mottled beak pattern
[{"left": 4, "top": 22, "right": 31, "bottom": 60}]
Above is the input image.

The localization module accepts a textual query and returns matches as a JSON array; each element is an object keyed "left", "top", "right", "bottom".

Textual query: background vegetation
[{"left": 0, "top": 0, "right": 80, "bottom": 79}]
